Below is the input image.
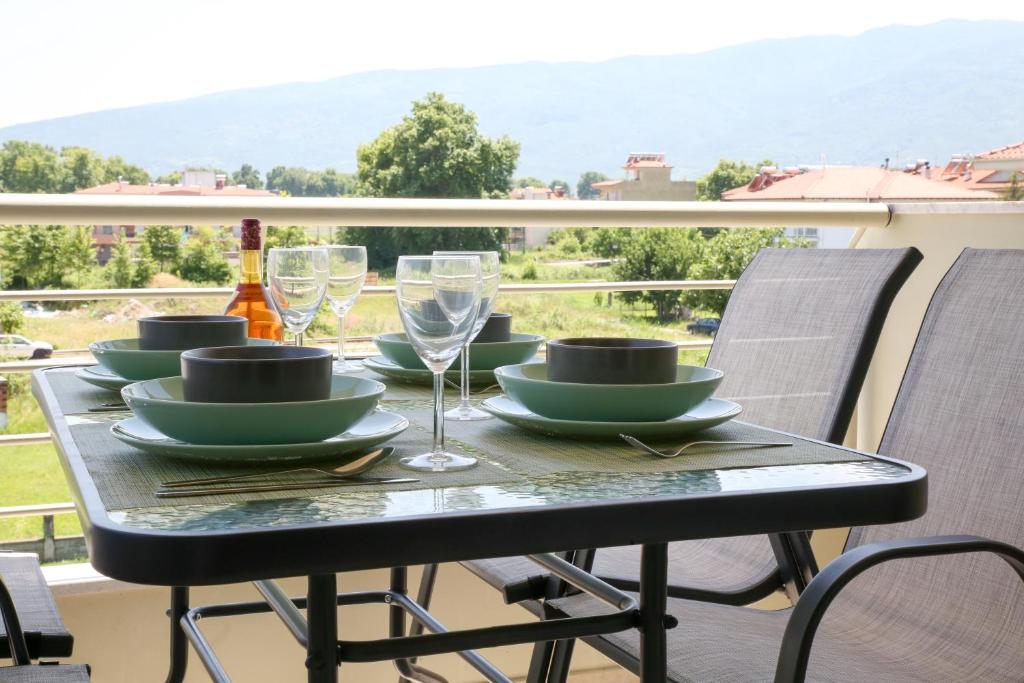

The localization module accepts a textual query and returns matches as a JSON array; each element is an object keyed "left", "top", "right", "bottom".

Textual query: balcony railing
[{"left": 2, "top": 194, "right": 1012, "bottom": 547}]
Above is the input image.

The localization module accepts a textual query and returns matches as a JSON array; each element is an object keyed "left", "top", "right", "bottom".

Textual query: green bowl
[
  {"left": 374, "top": 333, "right": 544, "bottom": 370},
  {"left": 494, "top": 363, "right": 723, "bottom": 422},
  {"left": 121, "top": 375, "right": 384, "bottom": 445},
  {"left": 90, "top": 338, "right": 278, "bottom": 381}
]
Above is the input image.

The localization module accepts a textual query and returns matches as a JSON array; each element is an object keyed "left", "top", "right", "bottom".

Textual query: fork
[{"left": 619, "top": 434, "right": 792, "bottom": 459}]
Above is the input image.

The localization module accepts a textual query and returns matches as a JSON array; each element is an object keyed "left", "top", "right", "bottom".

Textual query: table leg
[
  {"left": 639, "top": 543, "right": 668, "bottom": 682},
  {"left": 165, "top": 586, "right": 189, "bottom": 683},
  {"left": 306, "top": 574, "right": 339, "bottom": 683}
]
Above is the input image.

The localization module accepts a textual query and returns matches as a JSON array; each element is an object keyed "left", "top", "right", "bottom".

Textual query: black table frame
[{"left": 32, "top": 369, "right": 928, "bottom": 682}]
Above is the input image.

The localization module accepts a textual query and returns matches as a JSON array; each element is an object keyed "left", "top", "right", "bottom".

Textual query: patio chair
[
  {"left": 546, "top": 248, "right": 1024, "bottom": 681},
  {"left": 1, "top": 554, "right": 88, "bottom": 681},
  {"left": 436, "top": 247, "right": 923, "bottom": 619}
]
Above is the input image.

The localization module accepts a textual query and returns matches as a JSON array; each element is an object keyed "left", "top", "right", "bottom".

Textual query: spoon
[{"left": 160, "top": 447, "right": 395, "bottom": 488}]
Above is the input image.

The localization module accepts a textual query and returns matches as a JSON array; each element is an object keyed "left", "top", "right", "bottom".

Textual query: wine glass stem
[
  {"left": 432, "top": 371, "right": 447, "bottom": 461},
  {"left": 337, "top": 314, "right": 346, "bottom": 363},
  {"left": 459, "top": 345, "right": 471, "bottom": 408},
  {"left": 295, "top": 331, "right": 304, "bottom": 347}
]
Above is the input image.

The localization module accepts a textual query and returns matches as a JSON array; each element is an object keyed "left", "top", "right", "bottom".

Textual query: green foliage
[
  {"left": 1004, "top": 172, "right": 1024, "bottom": 201},
  {"left": 230, "top": 163, "right": 262, "bottom": 189},
  {"left": 0, "top": 303, "right": 25, "bottom": 334},
  {"left": 549, "top": 179, "right": 571, "bottom": 196},
  {"left": 521, "top": 259, "right": 538, "bottom": 280},
  {"left": 588, "top": 227, "right": 633, "bottom": 258},
  {"left": 176, "top": 226, "right": 232, "bottom": 284},
  {"left": 265, "top": 166, "right": 355, "bottom": 197},
  {"left": 155, "top": 171, "right": 182, "bottom": 185},
  {"left": 348, "top": 93, "right": 520, "bottom": 268},
  {"left": 265, "top": 226, "right": 310, "bottom": 249},
  {"left": 614, "top": 228, "right": 705, "bottom": 321},
  {"left": 696, "top": 159, "right": 772, "bottom": 201},
  {"left": 577, "top": 171, "right": 609, "bottom": 200},
  {"left": 0, "top": 140, "right": 149, "bottom": 193},
  {"left": 686, "top": 228, "right": 801, "bottom": 315},
  {"left": 61, "top": 226, "right": 96, "bottom": 286},
  {"left": 143, "top": 225, "right": 183, "bottom": 272},
  {"left": 107, "top": 233, "right": 134, "bottom": 288},
  {"left": 514, "top": 176, "right": 546, "bottom": 188},
  {"left": 0, "top": 225, "right": 67, "bottom": 288},
  {"left": 132, "top": 241, "right": 157, "bottom": 288},
  {"left": 331, "top": 227, "right": 347, "bottom": 244}
]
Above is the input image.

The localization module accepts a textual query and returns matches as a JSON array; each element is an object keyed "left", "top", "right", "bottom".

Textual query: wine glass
[
  {"left": 434, "top": 250, "right": 500, "bottom": 421},
  {"left": 267, "top": 247, "right": 329, "bottom": 347},
  {"left": 325, "top": 245, "right": 367, "bottom": 372},
  {"left": 396, "top": 255, "right": 482, "bottom": 472}
]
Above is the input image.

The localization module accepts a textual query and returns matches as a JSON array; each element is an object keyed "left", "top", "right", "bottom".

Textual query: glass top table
[{"left": 32, "top": 366, "right": 927, "bottom": 587}]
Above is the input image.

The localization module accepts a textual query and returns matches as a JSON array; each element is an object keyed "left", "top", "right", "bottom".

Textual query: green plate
[
  {"left": 90, "top": 337, "right": 279, "bottom": 381},
  {"left": 495, "top": 363, "right": 723, "bottom": 422},
  {"left": 111, "top": 412, "right": 409, "bottom": 464},
  {"left": 122, "top": 375, "right": 385, "bottom": 445},
  {"left": 363, "top": 355, "right": 499, "bottom": 387},
  {"left": 76, "top": 365, "right": 133, "bottom": 391},
  {"left": 482, "top": 395, "right": 741, "bottom": 440},
  {"left": 374, "top": 332, "right": 544, "bottom": 370}
]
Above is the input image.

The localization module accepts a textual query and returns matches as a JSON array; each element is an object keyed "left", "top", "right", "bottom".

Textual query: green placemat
[{"left": 46, "top": 367, "right": 121, "bottom": 415}]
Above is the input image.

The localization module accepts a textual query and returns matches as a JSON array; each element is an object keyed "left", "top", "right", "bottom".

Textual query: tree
[
  {"left": 265, "top": 166, "right": 356, "bottom": 196},
  {"left": 615, "top": 229, "right": 705, "bottom": 321},
  {"left": 576, "top": 171, "right": 609, "bottom": 200},
  {"left": 685, "top": 228, "right": 805, "bottom": 315},
  {"left": 0, "top": 303, "right": 25, "bottom": 334},
  {"left": 107, "top": 233, "right": 134, "bottom": 288},
  {"left": 265, "top": 226, "right": 310, "bottom": 249},
  {"left": 549, "top": 179, "right": 571, "bottom": 196},
  {"left": 0, "top": 141, "right": 62, "bottom": 193},
  {"left": 132, "top": 241, "right": 157, "bottom": 288},
  {"left": 102, "top": 155, "right": 149, "bottom": 185},
  {"left": 348, "top": 92, "right": 520, "bottom": 268},
  {"left": 155, "top": 171, "right": 183, "bottom": 185},
  {"left": 588, "top": 227, "right": 634, "bottom": 258},
  {"left": 1004, "top": 172, "right": 1024, "bottom": 201},
  {"left": 696, "top": 159, "right": 771, "bottom": 201},
  {"left": 514, "top": 176, "right": 546, "bottom": 189},
  {"left": 0, "top": 225, "right": 67, "bottom": 288},
  {"left": 58, "top": 146, "right": 106, "bottom": 193},
  {"left": 177, "top": 226, "right": 232, "bottom": 284},
  {"left": 62, "top": 226, "right": 96, "bottom": 286},
  {"left": 143, "top": 225, "right": 183, "bottom": 272},
  {"left": 231, "top": 164, "right": 262, "bottom": 189}
]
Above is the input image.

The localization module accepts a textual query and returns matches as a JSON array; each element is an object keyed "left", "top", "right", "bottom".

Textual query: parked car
[
  {"left": 686, "top": 317, "right": 720, "bottom": 337},
  {"left": 0, "top": 334, "right": 54, "bottom": 359}
]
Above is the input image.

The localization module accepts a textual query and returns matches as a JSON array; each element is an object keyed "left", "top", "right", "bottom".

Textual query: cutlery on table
[
  {"left": 155, "top": 476, "right": 418, "bottom": 499},
  {"left": 619, "top": 434, "right": 792, "bottom": 459},
  {"left": 160, "top": 447, "right": 395, "bottom": 489},
  {"left": 89, "top": 401, "right": 130, "bottom": 412}
]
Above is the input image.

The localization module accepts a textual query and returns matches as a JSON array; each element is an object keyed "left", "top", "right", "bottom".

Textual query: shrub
[{"left": 0, "top": 303, "right": 25, "bottom": 333}]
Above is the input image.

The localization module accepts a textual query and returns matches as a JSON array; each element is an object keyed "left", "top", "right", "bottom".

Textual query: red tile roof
[
  {"left": 76, "top": 182, "right": 275, "bottom": 197},
  {"left": 624, "top": 153, "right": 670, "bottom": 169},
  {"left": 976, "top": 141, "right": 1024, "bottom": 161},
  {"left": 722, "top": 166, "right": 998, "bottom": 202}
]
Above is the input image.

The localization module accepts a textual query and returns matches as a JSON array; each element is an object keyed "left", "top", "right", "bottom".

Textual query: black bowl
[
  {"left": 138, "top": 315, "right": 248, "bottom": 351},
  {"left": 473, "top": 313, "right": 512, "bottom": 343},
  {"left": 180, "top": 346, "right": 333, "bottom": 403},
  {"left": 546, "top": 337, "right": 679, "bottom": 385}
]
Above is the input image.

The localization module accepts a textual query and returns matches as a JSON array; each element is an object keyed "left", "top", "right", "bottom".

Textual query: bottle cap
[{"left": 240, "top": 218, "right": 261, "bottom": 250}]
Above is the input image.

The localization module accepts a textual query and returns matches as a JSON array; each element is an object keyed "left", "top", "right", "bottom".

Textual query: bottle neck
[{"left": 239, "top": 249, "right": 263, "bottom": 284}]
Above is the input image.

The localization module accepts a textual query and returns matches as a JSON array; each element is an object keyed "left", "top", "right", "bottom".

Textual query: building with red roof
[{"left": 592, "top": 153, "right": 696, "bottom": 201}]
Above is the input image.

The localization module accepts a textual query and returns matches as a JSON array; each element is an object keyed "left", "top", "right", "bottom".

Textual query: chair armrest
[
  {"left": 0, "top": 577, "right": 31, "bottom": 665},
  {"left": 774, "top": 535, "right": 1024, "bottom": 682}
]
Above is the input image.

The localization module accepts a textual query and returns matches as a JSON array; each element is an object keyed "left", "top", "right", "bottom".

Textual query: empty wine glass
[
  {"left": 435, "top": 250, "right": 500, "bottom": 421},
  {"left": 325, "top": 245, "right": 367, "bottom": 373},
  {"left": 396, "top": 255, "right": 482, "bottom": 472},
  {"left": 267, "top": 247, "right": 329, "bottom": 347}
]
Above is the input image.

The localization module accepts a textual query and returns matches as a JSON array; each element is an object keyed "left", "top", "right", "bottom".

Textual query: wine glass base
[
  {"left": 400, "top": 452, "right": 478, "bottom": 472},
  {"left": 332, "top": 359, "right": 364, "bottom": 374},
  {"left": 444, "top": 404, "right": 492, "bottom": 421}
]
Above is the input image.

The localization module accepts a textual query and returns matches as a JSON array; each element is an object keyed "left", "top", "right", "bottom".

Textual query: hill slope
[{"left": 2, "top": 20, "right": 1021, "bottom": 181}]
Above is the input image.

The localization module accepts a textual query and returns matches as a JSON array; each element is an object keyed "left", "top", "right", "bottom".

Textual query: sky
[{"left": 2, "top": 0, "right": 1023, "bottom": 128}]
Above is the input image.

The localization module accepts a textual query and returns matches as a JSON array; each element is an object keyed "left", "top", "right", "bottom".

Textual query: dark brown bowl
[
  {"left": 180, "top": 346, "right": 333, "bottom": 403},
  {"left": 546, "top": 337, "right": 679, "bottom": 385},
  {"left": 137, "top": 315, "right": 248, "bottom": 351},
  {"left": 473, "top": 313, "right": 512, "bottom": 343}
]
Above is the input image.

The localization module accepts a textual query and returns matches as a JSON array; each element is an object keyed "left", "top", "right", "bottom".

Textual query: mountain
[{"left": 2, "top": 20, "right": 1022, "bottom": 182}]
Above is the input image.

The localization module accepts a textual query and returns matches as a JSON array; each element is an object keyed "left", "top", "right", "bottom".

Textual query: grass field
[{"left": 2, "top": 258, "right": 714, "bottom": 542}]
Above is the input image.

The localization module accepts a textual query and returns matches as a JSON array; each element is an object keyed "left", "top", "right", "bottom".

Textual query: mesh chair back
[
  {"left": 830, "top": 249, "right": 1024, "bottom": 680},
  {"left": 708, "top": 247, "right": 922, "bottom": 443}
]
